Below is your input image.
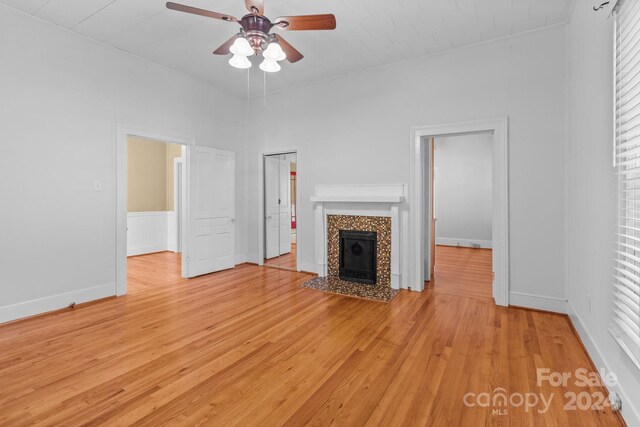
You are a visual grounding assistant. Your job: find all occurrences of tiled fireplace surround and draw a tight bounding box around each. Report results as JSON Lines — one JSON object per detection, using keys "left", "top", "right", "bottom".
{"left": 327, "top": 215, "right": 391, "bottom": 286}
{"left": 312, "top": 184, "right": 406, "bottom": 291}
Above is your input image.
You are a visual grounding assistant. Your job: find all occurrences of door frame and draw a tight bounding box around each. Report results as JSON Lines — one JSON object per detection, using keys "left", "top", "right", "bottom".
{"left": 116, "top": 124, "right": 195, "bottom": 296}
{"left": 409, "top": 117, "right": 509, "bottom": 305}
{"left": 257, "top": 147, "right": 301, "bottom": 270}
{"left": 173, "top": 158, "right": 184, "bottom": 253}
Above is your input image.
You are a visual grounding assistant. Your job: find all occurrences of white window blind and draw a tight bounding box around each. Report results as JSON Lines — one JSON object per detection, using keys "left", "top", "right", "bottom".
{"left": 613, "top": 0, "right": 640, "bottom": 369}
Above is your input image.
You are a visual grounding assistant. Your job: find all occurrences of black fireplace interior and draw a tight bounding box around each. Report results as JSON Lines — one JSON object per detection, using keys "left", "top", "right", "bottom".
{"left": 339, "top": 230, "right": 377, "bottom": 285}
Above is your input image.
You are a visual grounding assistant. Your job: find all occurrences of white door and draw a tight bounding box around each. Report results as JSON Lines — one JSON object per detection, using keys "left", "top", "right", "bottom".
{"left": 278, "top": 159, "right": 292, "bottom": 255}
{"left": 264, "top": 156, "right": 280, "bottom": 259}
{"left": 185, "top": 146, "right": 235, "bottom": 278}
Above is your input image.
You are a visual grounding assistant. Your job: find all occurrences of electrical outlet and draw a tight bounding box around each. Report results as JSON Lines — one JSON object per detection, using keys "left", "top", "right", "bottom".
{"left": 609, "top": 392, "right": 622, "bottom": 412}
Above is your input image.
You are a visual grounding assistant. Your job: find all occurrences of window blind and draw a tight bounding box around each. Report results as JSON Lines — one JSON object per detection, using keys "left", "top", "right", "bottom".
{"left": 613, "top": 0, "right": 640, "bottom": 369}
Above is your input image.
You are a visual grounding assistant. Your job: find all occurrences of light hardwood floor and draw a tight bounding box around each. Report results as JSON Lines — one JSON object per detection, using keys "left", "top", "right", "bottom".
{"left": 431, "top": 245, "right": 493, "bottom": 300}
{"left": 0, "top": 250, "right": 624, "bottom": 426}
{"left": 264, "top": 243, "right": 297, "bottom": 271}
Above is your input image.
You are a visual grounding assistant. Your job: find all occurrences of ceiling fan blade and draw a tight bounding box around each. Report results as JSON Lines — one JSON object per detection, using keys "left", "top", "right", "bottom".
{"left": 244, "top": 0, "right": 264, "bottom": 15}
{"left": 166, "top": 2, "right": 238, "bottom": 23}
{"left": 275, "top": 34, "right": 303, "bottom": 63}
{"left": 274, "top": 14, "right": 336, "bottom": 31}
{"left": 213, "top": 34, "right": 239, "bottom": 55}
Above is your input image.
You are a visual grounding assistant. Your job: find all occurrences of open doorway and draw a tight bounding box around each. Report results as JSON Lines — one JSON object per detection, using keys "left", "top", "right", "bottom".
{"left": 428, "top": 133, "right": 493, "bottom": 299}
{"left": 263, "top": 152, "right": 298, "bottom": 271}
{"left": 117, "top": 126, "right": 237, "bottom": 295}
{"left": 126, "top": 136, "right": 185, "bottom": 293}
{"left": 410, "top": 118, "right": 508, "bottom": 305}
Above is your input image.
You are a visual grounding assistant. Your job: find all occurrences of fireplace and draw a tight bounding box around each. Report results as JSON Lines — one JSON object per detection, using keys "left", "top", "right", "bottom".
{"left": 310, "top": 184, "right": 406, "bottom": 294}
{"left": 339, "top": 230, "right": 377, "bottom": 285}
{"left": 303, "top": 213, "right": 396, "bottom": 302}
{"left": 326, "top": 215, "right": 391, "bottom": 287}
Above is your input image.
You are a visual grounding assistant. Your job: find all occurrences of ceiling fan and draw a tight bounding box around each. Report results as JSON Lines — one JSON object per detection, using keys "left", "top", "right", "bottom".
{"left": 166, "top": 1, "right": 337, "bottom": 72}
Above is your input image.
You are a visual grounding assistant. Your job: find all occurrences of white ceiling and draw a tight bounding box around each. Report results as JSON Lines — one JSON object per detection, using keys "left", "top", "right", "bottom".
{"left": 1, "top": 0, "right": 573, "bottom": 97}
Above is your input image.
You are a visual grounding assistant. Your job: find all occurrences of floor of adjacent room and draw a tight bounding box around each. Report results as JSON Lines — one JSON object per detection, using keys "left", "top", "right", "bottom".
{"left": 263, "top": 243, "right": 297, "bottom": 271}
{"left": 0, "top": 247, "right": 622, "bottom": 426}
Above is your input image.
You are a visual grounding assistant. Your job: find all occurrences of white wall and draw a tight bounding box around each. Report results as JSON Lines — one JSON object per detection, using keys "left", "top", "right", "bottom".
{"left": 127, "top": 211, "right": 178, "bottom": 256}
{"left": 247, "top": 25, "right": 567, "bottom": 308}
{"left": 567, "top": 3, "right": 640, "bottom": 426}
{"left": 0, "top": 6, "right": 247, "bottom": 323}
{"left": 435, "top": 133, "right": 493, "bottom": 248}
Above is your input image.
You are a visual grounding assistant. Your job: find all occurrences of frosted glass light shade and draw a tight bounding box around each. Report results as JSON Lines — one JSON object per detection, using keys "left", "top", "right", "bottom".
{"left": 259, "top": 58, "right": 281, "bottom": 73}
{"left": 263, "top": 42, "right": 286, "bottom": 61}
{"left": 230, "top": 37, "right": 254, "bottom": 56}
{"left": 229, "top": 54, "right": 252, "bottom": 69}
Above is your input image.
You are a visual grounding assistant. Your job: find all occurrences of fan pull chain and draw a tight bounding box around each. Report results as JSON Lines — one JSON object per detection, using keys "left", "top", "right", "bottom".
{"left": 263, "top": 71, "right": 267, "bottom": 106}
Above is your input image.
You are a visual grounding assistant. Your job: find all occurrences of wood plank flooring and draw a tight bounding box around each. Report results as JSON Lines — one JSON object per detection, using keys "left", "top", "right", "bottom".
{"left": 0, "top": 250, "right": 624, "bottom": 426}
{"left": 264, "top": 243, "right": 297, "bottom": 271}
{"left": 431, "top": 245, "right": 493, "bottom": 300}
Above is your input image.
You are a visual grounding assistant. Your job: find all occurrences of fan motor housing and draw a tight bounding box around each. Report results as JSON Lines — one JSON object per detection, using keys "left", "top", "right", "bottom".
{"left": 240, "top": 14, "right": 271, "bottom": 34}
{"left": 240, "top": 14, "right": 271, "bottom": 52}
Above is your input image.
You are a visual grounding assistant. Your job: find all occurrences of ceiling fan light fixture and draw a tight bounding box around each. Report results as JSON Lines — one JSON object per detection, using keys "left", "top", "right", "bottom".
{"left": 229, "top": 53, "right": 252, "bottom": 69}
{"left": 230, "top": 36, "right": 254, "bottom": 56}
{"left": 259, "top": 58, "right": 281, "bottom": 73}
{"left": 166, "top": 2, "right": 335, "bottom": 68}
{"left": 263, "top": 42, "right": 286, "bottom": 61}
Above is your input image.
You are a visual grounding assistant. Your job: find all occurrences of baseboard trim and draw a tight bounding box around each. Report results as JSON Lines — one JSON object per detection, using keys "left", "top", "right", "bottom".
{"left": 128, "top": 244, "right": 167, "bottom": 257}
{"left": 567, "top": 302, "right": 639, "bottom": 427}
{"left": 0, "top": 283, "right": 116, "bottom": 324}
{"left": 297, "top": 262, "right": 316, "bottom": 275}
{"left": 235, "top": 254, "right": 247, "bottom": 265}
{"left": 436, "top": 237, "right": 492, "bottom": 249}
{"left": 246, "top": 253, "right": 260, "bottom": 264}
{"left": 127, "top": 249, "right": 170, "bottom": 258}
{"left": 509, "top": 291, "right": 567, "bottom": 314}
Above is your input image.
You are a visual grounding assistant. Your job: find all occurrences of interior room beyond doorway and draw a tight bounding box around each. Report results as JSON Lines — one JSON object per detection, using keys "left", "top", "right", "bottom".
{"left": 427, "top": 132, "right": 494, "bottom": 300}
{"left": 126, "top": 136, "right": 184, "bottom": 286}
{"left": 263, "top": 152, "right": 297, "bottom": 272}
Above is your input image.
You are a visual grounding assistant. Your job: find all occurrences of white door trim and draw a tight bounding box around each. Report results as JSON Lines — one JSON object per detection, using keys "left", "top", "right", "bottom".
{"left": 116, "top": 124, "right": 195, "bottom": 296}
{"left": 409, "top": 117, "right": 509, "bottom": 305}
{"left": 173, "top": 157, "right": 184, "bottom": 254}
{"left": 257, "top": 147, "right": 301, "bottom": 270}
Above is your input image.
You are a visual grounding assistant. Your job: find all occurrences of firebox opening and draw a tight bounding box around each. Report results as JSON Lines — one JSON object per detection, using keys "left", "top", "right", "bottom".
{"left": 339, "top": 230, "right": 377, "bottom": 285}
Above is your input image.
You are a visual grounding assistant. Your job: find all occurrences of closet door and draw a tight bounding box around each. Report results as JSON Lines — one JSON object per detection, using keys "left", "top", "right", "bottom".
{"left": 279, "top": 159, "right": 292, "bottom": 255}
{"left": 264, "top": 156, "right": 280, "bottom": 259}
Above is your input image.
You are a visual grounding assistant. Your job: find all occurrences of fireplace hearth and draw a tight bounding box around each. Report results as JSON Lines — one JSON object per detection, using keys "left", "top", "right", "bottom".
{"left": 339, "top": 230, "right": 377, "bottom": 285}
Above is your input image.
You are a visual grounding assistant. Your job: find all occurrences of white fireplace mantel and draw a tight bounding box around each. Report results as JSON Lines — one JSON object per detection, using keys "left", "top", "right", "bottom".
{"left": 311, "top": 184, "right": 407, "bottom": 289}
{"left": 310, "top": 184, "right": 406, "bottom": 203}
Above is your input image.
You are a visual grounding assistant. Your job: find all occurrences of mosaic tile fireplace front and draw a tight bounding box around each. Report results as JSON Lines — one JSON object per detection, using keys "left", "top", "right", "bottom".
{"left": 301, "top": 214, "right": 398, "bottom": 303}
{"left": 327, "top": 215, "right": 391, "bottom": 285}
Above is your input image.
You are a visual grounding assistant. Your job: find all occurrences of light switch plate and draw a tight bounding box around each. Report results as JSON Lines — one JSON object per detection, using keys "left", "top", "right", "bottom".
{"left": 94, "top": 180, "right": 103, "bottom": 192}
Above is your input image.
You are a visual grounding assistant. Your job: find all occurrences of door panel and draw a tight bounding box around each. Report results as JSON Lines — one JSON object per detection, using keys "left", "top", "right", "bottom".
{"left": 212, "top": 152, "right": 235, "bottom": 271}
{"left": 264, "top": 157, "right": 280, "bottom": 259}
{"left": 186, "top": 146, "right": 236, "bottom": 277}
{"left": 279, "top": 159, "right": 292, "bottom": 255}
{"left": 430, "top": 138, "right": 436, "bottom": 278}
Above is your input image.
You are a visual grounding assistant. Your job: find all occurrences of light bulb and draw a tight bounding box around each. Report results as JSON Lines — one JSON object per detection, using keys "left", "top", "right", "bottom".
{"left": 229, "top": 54, "right": 252, "bottom": 69}
{"left": 230, "top": 37, "right": 254, "bottom": 56}
{"left": 263, "top": 42, "right": 286, "bottom": 61}
{"left": 259, "top": 58, "right": 281, "bottom": 73}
